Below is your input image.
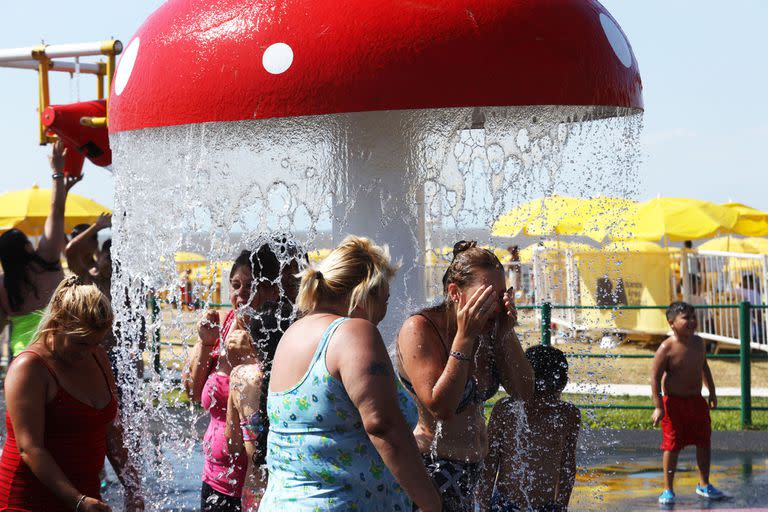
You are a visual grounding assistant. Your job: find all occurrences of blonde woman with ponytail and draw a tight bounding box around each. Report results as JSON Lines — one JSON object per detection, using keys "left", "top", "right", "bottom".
{"left": 259, "top": 236, "right": 441, "bottom": 512}
{"left": 0, "top": 277, "right": 143, "bottom": 512}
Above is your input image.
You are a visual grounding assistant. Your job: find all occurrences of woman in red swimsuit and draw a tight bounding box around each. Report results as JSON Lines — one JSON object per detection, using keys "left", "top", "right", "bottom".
{"left": 0, "top": 276, "right": 143, "bottom": 511}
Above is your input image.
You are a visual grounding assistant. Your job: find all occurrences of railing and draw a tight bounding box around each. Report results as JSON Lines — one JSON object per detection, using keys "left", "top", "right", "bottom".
{"left": 143, "top": 299, "right": 766, "bottom": 428}
{"left": 522, "top": 302, "right": 768, "bottom": 428}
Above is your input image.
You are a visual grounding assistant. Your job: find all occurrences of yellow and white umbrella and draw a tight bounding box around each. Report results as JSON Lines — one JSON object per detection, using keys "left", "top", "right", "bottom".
{"left": 699, "top": 236, "right": 768, "bottom": 254}
{"left": 721, "top": 202, "right": 768, "bottom": 237}
{"left": 610, "top": 197, "right": 739, "bottom": 242}
{"left": 492, "top": 196, "right": 637, "bottom": 242}
{"left": 0, "top": 184, "right": 110, "bottom": 236}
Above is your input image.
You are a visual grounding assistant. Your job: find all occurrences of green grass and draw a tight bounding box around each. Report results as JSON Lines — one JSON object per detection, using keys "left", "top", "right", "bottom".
{"left": 485, "top": 393, "right": 768, "bottom": 431}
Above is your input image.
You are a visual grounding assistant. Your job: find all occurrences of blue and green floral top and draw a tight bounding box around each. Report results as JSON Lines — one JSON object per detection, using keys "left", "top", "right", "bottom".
{"left": 260, "top": 317, "right": 412, "bottom": 511}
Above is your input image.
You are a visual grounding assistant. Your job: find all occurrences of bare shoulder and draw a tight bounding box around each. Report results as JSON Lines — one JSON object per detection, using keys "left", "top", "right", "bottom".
{"left": 656, "top": 337, "right": 674, "bottom": 355}
{"left": 5, "top": 352, "right": 52, "bottom": 392}
{"left": 493, "top": 396, "right": 515, "bottom": 412}
{"left": 331, "top": 317, "right": 380, "bottom": 349}
{"left": 399, "top": 313, "right": 438, "bottom": 337}
{"left": 559, "top": 401, "right": 582, "bottom": 424}
{"left": 397, "top": 313, "right": 442, "bottom": 351}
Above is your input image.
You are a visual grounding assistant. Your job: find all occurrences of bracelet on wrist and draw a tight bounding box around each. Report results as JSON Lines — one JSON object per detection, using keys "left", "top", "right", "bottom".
{"left": 449, "top": 350, "right": 471, "bottom": 362}
{"left": 75, "top": 494, "right": 87, "bottom": 511}
{"left": 52, "top": 173, "right": 65, "bottom": 180}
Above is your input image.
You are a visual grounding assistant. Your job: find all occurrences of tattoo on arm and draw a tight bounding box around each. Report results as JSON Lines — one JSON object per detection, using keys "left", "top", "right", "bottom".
{"left": 367, "top": 361, "right": 391, "bottom": 377}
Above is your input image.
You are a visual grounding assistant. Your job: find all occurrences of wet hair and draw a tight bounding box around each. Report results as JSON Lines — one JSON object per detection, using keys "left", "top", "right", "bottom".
{"left": 0, "top": 228, "right": 61, "bottom": 311}
{"left": 441, "top": 240, "right": 504, "bottom": 294}
{"left": 666, "top": 301, "right": 695, "bottom": 322}
{"left": 296, "top": 235, "right": 396, "bottom": 321}
{"left": 70, "top": 223, "right": 95, "bottom": 241}
{"left": 525, "top": 345, "right": 569, "bottom": 394}
{"left": 231, "top": 235, "right": 306, "bottom": 283}
{"left": 33, "top": 275, "right": 113, "bottom": 345}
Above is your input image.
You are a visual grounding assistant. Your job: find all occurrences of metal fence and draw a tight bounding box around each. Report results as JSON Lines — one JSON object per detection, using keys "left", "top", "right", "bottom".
{"left": 524, "top": 302, "right": 768, "bottom": 428}
{"left": 530, "top": 247, "right": 768, "bottom": 352}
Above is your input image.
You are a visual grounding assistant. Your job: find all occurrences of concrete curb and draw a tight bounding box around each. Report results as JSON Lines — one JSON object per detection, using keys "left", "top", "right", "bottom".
{"left": 565, "top": 383, "right": 768, "bottom": 397}
{"left": 580, "top": 428, "right": 768, "bottom": 453}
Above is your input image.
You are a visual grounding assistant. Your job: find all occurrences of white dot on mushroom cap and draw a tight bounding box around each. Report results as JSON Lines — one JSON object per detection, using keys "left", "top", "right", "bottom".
{"left": 262, "top": 43, "right": 294, "bottom": 75}
{"left": 114, "top": 37, "right": 140, "bottom": 96}
{"left": 599, "top": 13, "right": 632, "bottom": 68}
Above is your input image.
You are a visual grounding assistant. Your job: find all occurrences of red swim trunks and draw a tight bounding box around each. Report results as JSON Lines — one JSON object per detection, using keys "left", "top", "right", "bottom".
{"left": 660, "top": 395, "right": 711, "bottom": 451}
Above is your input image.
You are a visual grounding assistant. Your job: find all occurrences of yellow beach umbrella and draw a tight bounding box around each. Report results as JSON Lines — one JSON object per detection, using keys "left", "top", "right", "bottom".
{"left": 307, "top": 248, "right": 332, "bottom": 263}
{"left": 492, "top": 196, "right": 637, "bottom": 242}
{"left": 0, "top": 184, "right": 111, "bottom": 237}
{"left": 721, "top": 202, "right": 768, "bottom": 237}
{"left": 699, "top": 236, "right": 768, "bottom": 254}
{"left": 492, "top": 196, "right": 587, "bottom": 238}
{"left": 519, "top": 241, "right": 594, "bottom": 263}
{"left": 174, "top": 251, "right": 206, "bottom": 263}
{"left": 610, "top": 197, "right": 738, "bottom": 242}
{"left": 601, "top": 240, "right": 665, "bottom": 252}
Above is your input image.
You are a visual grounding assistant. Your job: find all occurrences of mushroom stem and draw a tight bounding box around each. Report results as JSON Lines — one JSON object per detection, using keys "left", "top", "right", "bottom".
{"left": 334, "top": 111, "right": 427, "bottom": 336}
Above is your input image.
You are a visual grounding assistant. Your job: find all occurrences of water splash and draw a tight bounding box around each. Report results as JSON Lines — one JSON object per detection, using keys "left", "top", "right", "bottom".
{"left": 109, "top": 105, "right": 643, "bottom": 508}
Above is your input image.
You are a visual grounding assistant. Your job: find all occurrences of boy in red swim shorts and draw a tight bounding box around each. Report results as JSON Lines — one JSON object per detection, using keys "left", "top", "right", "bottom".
{"left": 651, "top": 302, "right": 725, "bottom": 505}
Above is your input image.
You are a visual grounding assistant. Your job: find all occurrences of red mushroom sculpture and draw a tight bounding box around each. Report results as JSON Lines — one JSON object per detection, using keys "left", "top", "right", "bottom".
{"left": 108, "top": 0, "right": 642, "bottom": 332}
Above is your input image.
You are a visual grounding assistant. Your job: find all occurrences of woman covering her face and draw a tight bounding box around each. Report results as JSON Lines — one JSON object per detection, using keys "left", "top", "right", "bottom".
{"left": 396, "top": 241, "right": 534, "bottom": 512}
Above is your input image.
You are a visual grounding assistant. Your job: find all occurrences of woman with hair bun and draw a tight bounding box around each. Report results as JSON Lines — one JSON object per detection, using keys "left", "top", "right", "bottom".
{"left": 260, "top": 235, "right": 441, "bottom": 512}
{"left": 0, "top": 276, "right": 143, "bottom": 511}
{"left": 396, "top": 241, "right": 534, "bottom": 512}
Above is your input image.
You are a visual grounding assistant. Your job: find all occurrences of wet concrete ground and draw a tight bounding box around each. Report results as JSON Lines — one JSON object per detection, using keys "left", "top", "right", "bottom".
{"left": 1, "top": 390, "right": 765, "bottom": 511}
{"left": 571, "top": 448, "right": 768, "bottom": 511}
{"left": 98, "top": 435, "right": 768, "bottom": 511}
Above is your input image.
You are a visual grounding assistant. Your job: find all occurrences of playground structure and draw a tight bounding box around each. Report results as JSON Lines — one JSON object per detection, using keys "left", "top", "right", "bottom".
{"left": 0, "top": 40, "right": 121, "bottom": 175}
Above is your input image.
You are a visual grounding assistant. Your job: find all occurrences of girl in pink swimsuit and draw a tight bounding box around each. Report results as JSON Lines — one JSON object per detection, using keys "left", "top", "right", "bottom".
{"left": 184, "top": 245, "right": 282, "bottom": 511}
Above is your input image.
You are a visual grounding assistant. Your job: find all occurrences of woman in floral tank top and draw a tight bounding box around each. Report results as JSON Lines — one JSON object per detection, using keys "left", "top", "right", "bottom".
{"left": 260, "top": 236, "right": 441, "bottom": 512}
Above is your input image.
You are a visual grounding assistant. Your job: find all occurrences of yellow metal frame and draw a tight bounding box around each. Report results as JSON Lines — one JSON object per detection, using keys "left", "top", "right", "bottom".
{"left": 32, "top": 39, "right": 122, "bottom": 145}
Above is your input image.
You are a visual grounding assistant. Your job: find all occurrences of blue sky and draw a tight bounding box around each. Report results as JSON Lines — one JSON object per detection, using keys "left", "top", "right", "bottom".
{"left": 1, "top": 1, "right": 766, "bottom": 211}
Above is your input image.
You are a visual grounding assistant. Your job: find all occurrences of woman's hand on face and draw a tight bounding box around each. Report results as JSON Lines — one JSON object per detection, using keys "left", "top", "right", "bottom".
{"left": 455, "top": 285, "right": 497, "bottom": 348}
{"left": 198, "top": 310, "right": 221, "bottom": 346}
{"left": 502, "top": 288, "right": 518, "bottom": 327}
{"left": 80, "top": 496, "right": 112, "bottom": 512}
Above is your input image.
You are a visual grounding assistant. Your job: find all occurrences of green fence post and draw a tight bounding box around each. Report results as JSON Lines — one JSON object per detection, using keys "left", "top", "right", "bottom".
{"left": 739, "top": 301, "right": 752, "bottom": 428}
{"left": 541, "top": 302, "right": 552, "bottom": 346}
{"left": 150, "top": 294, "right": 161, "bottom": 374}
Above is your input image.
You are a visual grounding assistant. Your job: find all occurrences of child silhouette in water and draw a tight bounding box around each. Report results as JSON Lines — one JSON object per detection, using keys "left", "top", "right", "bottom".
{"left": 652, "top": 302, "right": 724, "bottom": 505}
{"left": 477, "top": 346, "right": 580, "bottom": 511}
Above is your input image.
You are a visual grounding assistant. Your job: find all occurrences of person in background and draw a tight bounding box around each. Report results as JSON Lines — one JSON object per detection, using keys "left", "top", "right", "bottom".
{"left": 651, "top": 302, "right": 724, "bottom": 505}
{"left": 0, "top": 141, "right": 81, "bottom": 358}
{"left": 397, "top": 241, "right": 534, "bottom": 512}
{"left": 477, "top": 345, "right": 580, "bottom": 512}
{"left": 183, "top": 244, "right": 283, "bottom": 511}
{"left": 259, "top": 235, "right": 441, "bottom": 512}
{"left": 65, "top": 213, "right": 112, "bottom": 297}
{"left": 506, "top": 245, "right": 521, "bottom": 295}
{"left": 0, "top": 276, "right": 143, "bottom": 511}
{"left": 226, "top": 238, "right": 306, "bottom": 510}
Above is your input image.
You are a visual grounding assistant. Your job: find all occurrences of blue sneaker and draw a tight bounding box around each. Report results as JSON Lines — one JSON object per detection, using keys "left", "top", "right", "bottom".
{"left": 696, "top": 483, "right": 725, "bottom": 500}
{"left": 658, "top": 489, "right": 675, "bottom": 504}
